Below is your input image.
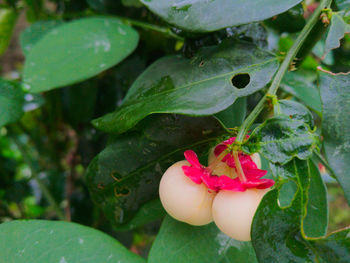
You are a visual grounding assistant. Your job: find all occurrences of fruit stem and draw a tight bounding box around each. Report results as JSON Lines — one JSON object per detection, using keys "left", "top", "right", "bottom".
{"left": 233, "top": 151, "right": 247, "bottom": 182}
{"left": 208, "top": 149, "right": 229, "bottom": 171}
{"left": 235, "top": 0, "right": 332, "bottom": 144}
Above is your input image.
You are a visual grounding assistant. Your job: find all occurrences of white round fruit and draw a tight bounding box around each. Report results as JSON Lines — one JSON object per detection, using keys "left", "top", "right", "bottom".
{"left": 159, "top": 160, "right": 216, "bottom": 226}
{"left": 212, "top": 189, "right": 267, "bottom": 241}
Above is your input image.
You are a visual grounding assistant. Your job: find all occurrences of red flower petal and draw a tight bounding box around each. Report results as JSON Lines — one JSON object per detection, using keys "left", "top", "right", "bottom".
{"left": 184, "top": 150, "right": 202, "bottom": 168}
{"left": 182, "top": 142, "right": 274, "bottom": 192}
{"left": 181, "top": 166, "right": 203, "bottom": 184}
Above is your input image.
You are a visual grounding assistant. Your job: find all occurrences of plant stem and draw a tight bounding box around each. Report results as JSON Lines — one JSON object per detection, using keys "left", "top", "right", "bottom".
{"left": 10, "top": 134, "right": 65, "bottom": 220}
{"left": 207, "top": 149, "right": 229, "bottom": 171}
{"left": 233, "top": 151, "right": 247, "bottom": 182}
{"left": 235, "top": 0, "right": 332, "bottom": 143}
{"left": 119, "top": 17, "right": 184, "bottom": 40}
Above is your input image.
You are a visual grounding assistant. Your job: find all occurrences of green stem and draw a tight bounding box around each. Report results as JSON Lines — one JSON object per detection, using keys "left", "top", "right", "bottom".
{"left": 10, "top": 134, "right": 65, "bottom": 220}
{"left": 119, "top": 17, "right": 183, "bottom": 40}
{"left": 233, "top": 151, "right": 247, "bottom": 182}
{"left": 235, "top": 0, "right": 332, "bottom": 143}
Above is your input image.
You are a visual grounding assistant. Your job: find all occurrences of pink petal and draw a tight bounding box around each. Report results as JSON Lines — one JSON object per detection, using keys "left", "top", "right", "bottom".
{"left": 182, "top": 166, "right": 203, "bottom": 184}
{"left": 245, "top": 169, "right": 268, "bottom": 179}
{"left": 255, "top": 179, "right": 275, "bottom": 189}
{"left": 216, "top": 176, "right": 246, "bottom": 191}
{"left": 214, "top": 144, "right": 228, "bottom": 156}
{"left": 201, "top": 174, "right": 220, "bottom": 191}
{"left": 184, "top": 150, "right": 201, "bottom": 168}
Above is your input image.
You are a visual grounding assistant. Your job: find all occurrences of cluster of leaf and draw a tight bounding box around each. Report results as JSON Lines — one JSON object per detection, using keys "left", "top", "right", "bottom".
{"left": 0, "top": 0, "right": 350, "bottom": 262}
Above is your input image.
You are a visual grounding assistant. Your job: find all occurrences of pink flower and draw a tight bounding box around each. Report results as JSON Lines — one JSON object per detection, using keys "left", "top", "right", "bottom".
{"left": 181, "top": 140, "right": 275, "bottom": 192}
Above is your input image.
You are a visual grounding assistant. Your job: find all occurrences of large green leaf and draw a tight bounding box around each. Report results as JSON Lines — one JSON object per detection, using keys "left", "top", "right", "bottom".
{"left": 86, "top": 114, "right": 225, "bottom": 227}
{"left": 0, "top": 78, "right": 24, "bottom": 127}
{"left": 252, "top": 159, "right": 348, "bottom": 262}
{"left": 278, "top": 99, "right": 314, "bottom": 128}
{"left": 23, "top": 17, "right": 139, "bottom": 93}
{"left": 0, "top": 220, "right": 145, "bottom": 263}
{"left": 265, "top": 4, "right": 305, "bottom": 33}
{"left": 93, "top": 41, "right": 279, "bottom": 134}
{"left": 20, "top": 20, "right": 64, "bottom": 56}
{"left": 242, "top": 115, "right": 319, "bottom": 164}
{"left": 335, "top": 0, "right": 350, "bottom": 11}
{"left": 303, "top": 160, "right": 328, "bottom": 237}
{"left": 0, "top": 8, "right": 17, "bottom": 56}
{"left": 148, "top": 216, "right": 258, "bottom": 263}
{"left": 324, "top": 13, "right": 350, "bottom": 56}
{"left": 140, "top": 0, "right": 302, "bottom": 32}
{"left": 319, "top": 71, "right": 350, "bottom": 204}
{"left": 214, "top": 97, "right": 246, "bottom": 128}
{"left": 269, "top": 159, "right": 328, "bottom": 238}
{"left": 280, "top": 70, "right": 322, "bottom": 114}
{"left": 115, "top": 199, "right": 166, "bottom": 231}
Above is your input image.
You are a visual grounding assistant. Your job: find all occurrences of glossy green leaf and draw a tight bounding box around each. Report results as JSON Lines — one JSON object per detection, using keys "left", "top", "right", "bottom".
{"left": 303, "top": 160, "right": 328, "bottom": 237}
{"left": 242, "top": 115, "right": 319, "bottom": 164}
{"left": 214, "top": 97, "right": 246, "bottom": 128}
{"left": 0, "top": 220, "right": 145, "bottom": 263}
{"left": 252, "top": 159, "right": 348, "bottom": 262}
{"left": 148, "top": 216, "right": 258, "bottom": 263}
{"left": 335, "top": 0, "right": 350, "bottom": 11}
{"left": 265, "top": 4, "right": 305, "bottom": 33}
{"left": 0, "top": 78, "right": 24, "bottom": 127}
{"left": 20, "top": 20, "right": 64, "bottom": 56}
{"left": 280, "top": 70, "right": 322, "bottom": 114}
{"left": 0, "top": 8, "right": 17, "bottom": 55}
{"left": 140, "top": 0, "right": 302, "bottom": 32}
{"left": 324, "top": 13, "right": 350, "bottom": 56}
{"left": 319, "top": 71, "right": 350, "bottom": 204}
{"left": 278, "top": 99, "right": 314, "bottom": 128}
{"left": 23, "top": 17, "right": 139, "bottom": 93}
{"left": 93, "top": 41, "right": 279, "bottom": 134}
{"left": 86, "top": 114, "right": 225, "bottom": 227}
{"left": 115, "top": 199, "right": 166, "bottom": 231}
{"left": 270, "top": 159, "right": 328, "bottom": 237}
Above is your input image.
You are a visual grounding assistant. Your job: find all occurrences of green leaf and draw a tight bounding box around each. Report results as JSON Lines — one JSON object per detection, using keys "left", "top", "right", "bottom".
{"left": 278, "top": 99, "right": 314, "bottom": 128}
{"left": 20, "top": 20, "right": 64, "bottom": 56}
{"left": 86, "top": 114, "right": 225, "bottom": 227}
{"left": 303, "top": 160, "right": 328, "bottom": 237}
{"left": 0, "top": 78, "right": 24, "bottom": 127}
{"left": 252, "top": 159, "right": 349, "bottom": 262}
{"left": 269, "top": 159, "right": 328, "bottom": 238}
{"left": 0, "top": 220, "right": 145, "bottom": 263}
{"left": 319, "top": 71, "right": 350, "bottom": 204}
{"left": 242, "top": 115, "right": 319, "bottom": 164}
{"left": 148, "top": 216, "right": 258, "bottom": 263}
{"left": 335, "top": 0, "right": 350, "bottom": 11}
{"left": 115, "top": 199, "right": 166, "bottom": 231}
{"left": 265, "top": 4, "right": 305, "bottom": 33}
{"left": 23, "top": 17, "right": 139, "bottom": 93}
{"left": 93, "top": 41, "right": 279, "bottom": 134}
{"left": 214, "top": 97, "right": 246, "bottom": 128}
{"left": 140, "top": 0, "right": 302, "bottom": 32}
{"left": 0, "top": 8, "right": 17, "bottom": 56}
{"left": 280, "top": 70, "right": 322, "bottom": 114}
{"left": 324, "top": 13, "right": 350, "bottom": 56}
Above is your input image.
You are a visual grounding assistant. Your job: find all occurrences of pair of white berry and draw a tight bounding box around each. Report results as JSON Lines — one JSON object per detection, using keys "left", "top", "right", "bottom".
{"left": 159, "top": 151, "right": 268, "bottom": 241}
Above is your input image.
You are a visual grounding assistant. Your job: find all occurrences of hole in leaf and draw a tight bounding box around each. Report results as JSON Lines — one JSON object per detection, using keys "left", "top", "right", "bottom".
{"left": 231, "top": 73, "right": 250, "bottom": 89}
{"left": 111, "top": 172, "right": 122, "bottom": 181}
{"left": 114, "top": 187, "right": 130, "bottom": 197}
